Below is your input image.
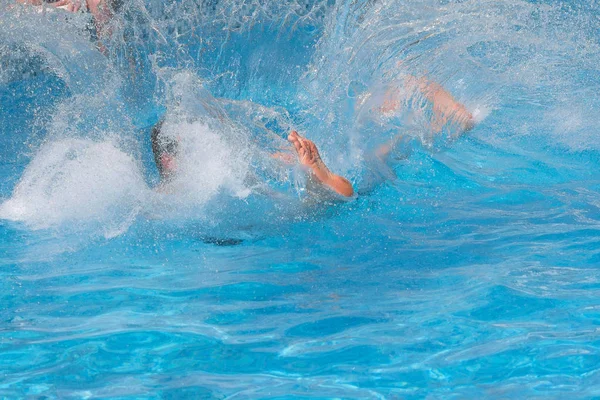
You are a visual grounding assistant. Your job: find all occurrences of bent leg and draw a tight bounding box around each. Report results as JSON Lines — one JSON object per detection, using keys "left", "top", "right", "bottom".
{"left": 416, "top": 77, "right": 474, "bottom": 132}
{"left": 382, "top": 75, "right": 475, "bottom": 133}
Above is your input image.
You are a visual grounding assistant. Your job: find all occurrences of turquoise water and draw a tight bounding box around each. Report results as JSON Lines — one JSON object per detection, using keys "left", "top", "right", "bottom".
{"left": 2, "top": 0, "right": 600, "bottom": 398}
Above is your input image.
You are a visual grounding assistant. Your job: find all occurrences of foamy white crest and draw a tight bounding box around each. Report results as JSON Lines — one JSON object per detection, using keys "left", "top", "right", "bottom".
{"left": 158, "top": 120, "right": 252, "bottom": 212}
{"left": 0, "top": 138, "right": 148, "bottom": 236}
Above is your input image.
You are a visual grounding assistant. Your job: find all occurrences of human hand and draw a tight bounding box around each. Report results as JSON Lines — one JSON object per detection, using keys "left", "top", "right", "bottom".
{"left": 288, "top": 130, "right": 322, "bottom": 169}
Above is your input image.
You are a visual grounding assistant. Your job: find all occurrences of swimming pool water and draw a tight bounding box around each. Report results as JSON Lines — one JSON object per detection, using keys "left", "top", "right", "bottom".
{"left": 2, "top": 0, "right": 600, "bottom": 398}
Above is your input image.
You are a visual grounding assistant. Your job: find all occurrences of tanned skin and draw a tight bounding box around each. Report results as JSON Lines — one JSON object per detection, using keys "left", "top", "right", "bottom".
{"left": 288, "top": 130, "right": 354, "bottom": 198}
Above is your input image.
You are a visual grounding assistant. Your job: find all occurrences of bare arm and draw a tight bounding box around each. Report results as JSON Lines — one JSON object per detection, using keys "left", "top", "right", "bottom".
{"left": 288, "top": 131, "right": 354, "bottom": 198}
{"left": 86, "top": 0, "right": 113, "bottom": 39}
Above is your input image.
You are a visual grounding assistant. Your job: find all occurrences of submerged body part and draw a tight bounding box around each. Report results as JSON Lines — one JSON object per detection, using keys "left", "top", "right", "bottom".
{"left": 150, "top": 73, "right": 476, "bottom": 203}
{"left": 150, "top": 117, "right": 354, "bottom": 199}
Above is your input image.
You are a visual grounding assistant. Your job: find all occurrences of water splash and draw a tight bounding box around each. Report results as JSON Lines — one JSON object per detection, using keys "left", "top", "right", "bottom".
{"left": 2, "top": 0, "right": 600, "bottom": 238}
{"left": 0, "top": 138, "right": 147, "bottom": 237}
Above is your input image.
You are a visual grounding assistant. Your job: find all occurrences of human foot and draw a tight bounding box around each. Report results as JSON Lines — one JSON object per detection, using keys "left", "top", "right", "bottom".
{"left": 288, "top": 131, "right": 354, "bottom": 197}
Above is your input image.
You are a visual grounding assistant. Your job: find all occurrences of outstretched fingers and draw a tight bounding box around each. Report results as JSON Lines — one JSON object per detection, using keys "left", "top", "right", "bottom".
{"left": 289, "top": 130, "right": 307, "bottom": 162}
{"left": 288, "top": 130, "right": 301, "bottom": 151}
{"left": 286, "top": 130, "right": 354, "bottom": 197}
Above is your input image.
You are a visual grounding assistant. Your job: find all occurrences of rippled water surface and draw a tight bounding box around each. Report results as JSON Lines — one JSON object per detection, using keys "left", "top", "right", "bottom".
{"left": 2, "top": 0, "right": 600, "bottom": 398}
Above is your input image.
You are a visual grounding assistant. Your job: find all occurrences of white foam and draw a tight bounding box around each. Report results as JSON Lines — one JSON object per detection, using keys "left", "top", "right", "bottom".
{"left": 0, "top": 138, "right": 148, "bottom": 236}
{"left": 470, "top": 105, "right": 492, "bottom": 125}
{"left": 0, "top": 117, "right": 296, "bottom": 237}
{"left": 155, "top": 120, "right": 253, "bottom": 214}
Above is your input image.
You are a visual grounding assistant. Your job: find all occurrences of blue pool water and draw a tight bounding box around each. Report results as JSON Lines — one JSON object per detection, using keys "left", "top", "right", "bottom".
{"left": 2, "top": 0, "right": 600, "bottom": 398}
